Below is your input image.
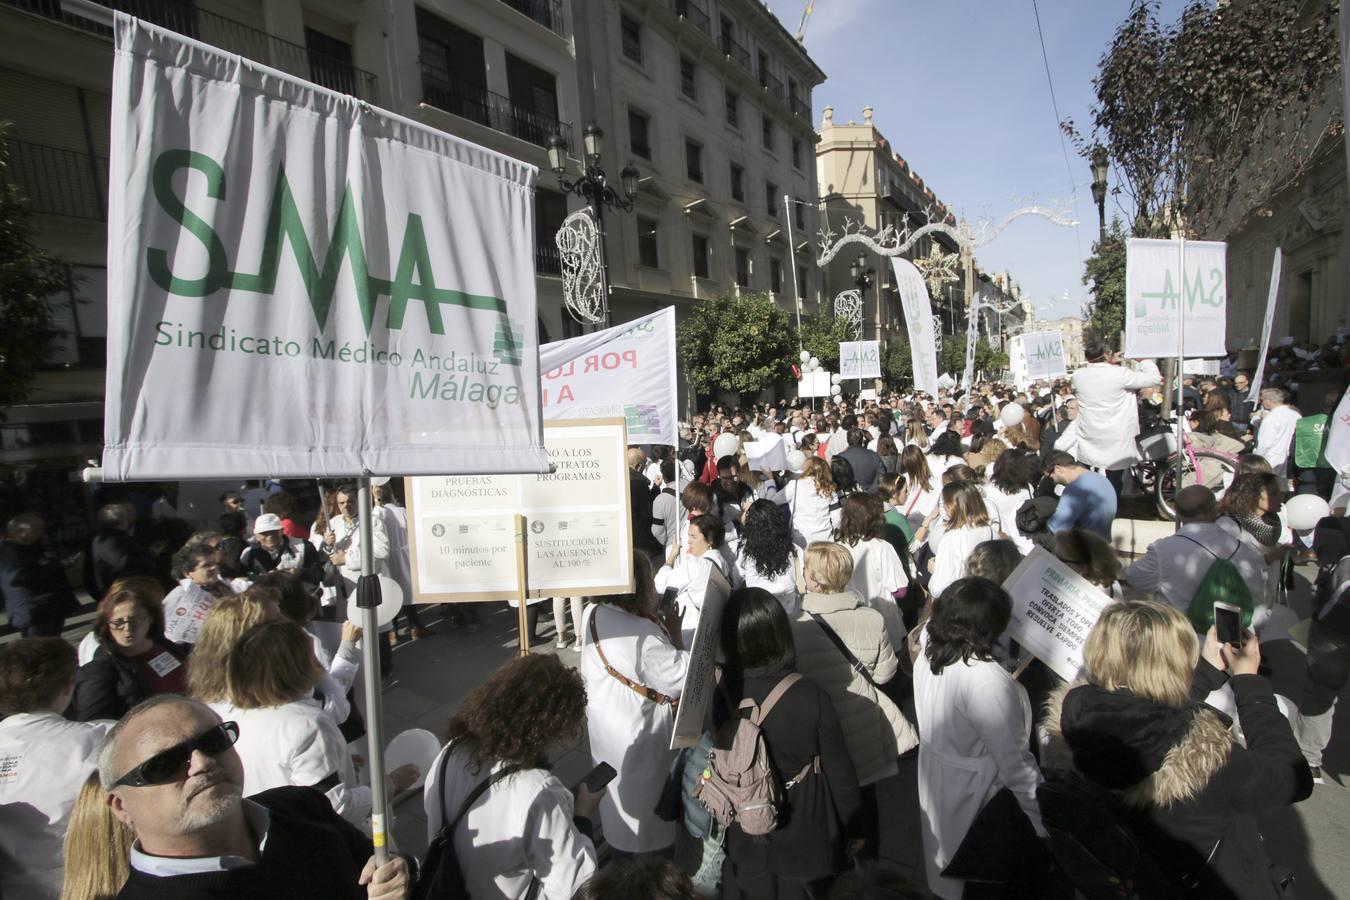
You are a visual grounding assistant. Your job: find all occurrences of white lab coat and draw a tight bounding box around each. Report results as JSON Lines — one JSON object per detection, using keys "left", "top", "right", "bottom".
{"left": 929, "top": 524, "right": 1000, "bottom": 599}
{"left": 373, "top": 503, "right": 413, "bottom": 602}
{"left": 1071, "top": 360, "right": 1162, "bottom": 470}
{"left": 210, "top": 696, "right": 371, "bottom": 832}
{"left": 0, "top": 713, "right": 113, "bottom": 899}
{"left": 1253, "top": 404, "right": 1300, "bottom": 474}
{"left": 424, "top": 743, "right": 597, "bottom": 900}
{"left": 914, "top": 650, "right": 1045, "bottom": 899}
{"left": 655, "top": 552, "right": 722, "bottom": 648}
{"left": 986, "top": 485, "right": 1033, "bottom": 553}
{"left": 783, "top": 480, "right": 839, "bottom": 548}
{"left": 842, "top": 538, "right": 908, "bottom": 653}
{"left": 578, "top": 603, "right": 689, "bottom": 853}
{"left": 735, "top": 547, "right": 802, "bottom": 617}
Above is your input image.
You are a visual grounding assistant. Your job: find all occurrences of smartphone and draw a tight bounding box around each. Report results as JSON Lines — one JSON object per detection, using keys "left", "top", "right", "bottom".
{"left": 660, "top": 585, "right": 679, "bottom": 616}
{"left": 1214, "top": 601, "right": 1244, "bottom": 647}
{"left": 576, "top": 762, "right": 616, "bottom": 794}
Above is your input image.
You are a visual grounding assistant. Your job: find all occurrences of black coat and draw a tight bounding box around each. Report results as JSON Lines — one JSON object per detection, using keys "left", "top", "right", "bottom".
{"left": 71, "top": 636, "right": 187, "bottom": 722}
{"left": 239, "top": 539, "right": 327, "bottom": 586}
{"left": 717, "top": 669, "right": 863, "bottom": 882}
{"left": 0, "top": 539, "right": 77, "bottom": 632}
{"left": 629, "top": 470, "right": 664, "bottom": 561}
{"left": 83, "top": 526, "right": 158, "bottom": 599}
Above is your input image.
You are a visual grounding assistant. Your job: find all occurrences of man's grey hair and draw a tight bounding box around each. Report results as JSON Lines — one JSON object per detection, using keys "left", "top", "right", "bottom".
{"left": 1260, "top": 387, "right": 1289, "bottom": 405}
{"left": 98, "top": 694, "right": 220, "bottom": 791}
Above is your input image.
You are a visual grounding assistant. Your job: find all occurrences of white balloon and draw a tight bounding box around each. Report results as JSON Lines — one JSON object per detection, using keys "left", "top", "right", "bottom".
{"left": 346, "top": 574, "right": 404, "bottom": 629}
{"left": 712, "top": 433, "right": 740, "bottom": 461}
{"left": 1000, "top": 402, "right": 1025, "bottom": 427}
{"left": 830, "top": 373, "right": 842, "bottom": 385}
{"left": 809, "top": 356, "right": 820, "bottom": 368}
{"left": 800, "top": 350, "right": 811, "bottom": 363}
{"left": 786, "top": 449, "right": 808, "bottom": 475}
{"left": 369, "top": 475, "right": 391, "bottom": 487}
{"left": 1285, "top": 494, "right": 1331, "bottom": 531}
{"left": 832, "top": 394, "right": 843, "bottom": 404}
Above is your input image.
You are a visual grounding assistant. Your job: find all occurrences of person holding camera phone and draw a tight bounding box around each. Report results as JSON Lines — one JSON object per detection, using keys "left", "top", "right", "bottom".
{"left": 1044, "top": 601, "right": 1312, "bottom": 899}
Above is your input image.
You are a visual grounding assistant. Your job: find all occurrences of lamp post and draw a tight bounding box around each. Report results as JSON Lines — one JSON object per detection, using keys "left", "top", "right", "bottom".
{"left": 1089, "top": 144, "right": 1109, "bottom": 244}
{"left": 849, "top": 254, "right": 875, "bottom": 395}
{"left": 547, "top": 122, "right": 640, "bottom": 327}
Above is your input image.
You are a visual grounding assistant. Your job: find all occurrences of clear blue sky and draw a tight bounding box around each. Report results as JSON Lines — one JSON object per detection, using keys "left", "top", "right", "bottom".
{"left": 775, "top": 0, "right": 1193, "bottom": 319}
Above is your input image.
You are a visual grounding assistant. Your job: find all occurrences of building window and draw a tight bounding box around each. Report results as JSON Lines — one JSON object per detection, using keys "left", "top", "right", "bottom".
{"left": 761, "top": 114, "right": 773, "bottom": 151}
{"left": 725, "top": 88, "right": 739, "bottom": 128}
{"left": 304, "top": 28, "right": 358, "bottom": 96}
{"left": 735, "top": 246, "right": 751, "bottom": 287}
{"left": 680, "top": 56, "right": 697, "bottom": 100}
{"left": 535, "top": 189, "right": 567, "bottom": 276}
{"left": 766, "top": 182, "right": 778, "bottom": 217}
{"left": 638, "top": 216, "right": 660, "bottom": 268}
{"left": 685, "top": 139, "right": 703, "bottom": 182}
{"left": 791, "top": 137, "right": 802, "bottom": 169}
{"left": 621, "top": 15, "right": 643, "bottom": 64}
{"left": 692, "top": 233, "right": 711, "bottom": 278}
{"left": 794, "top": 196, "right": 805, "bottom": 230}
{"left": 797, "top": 265, "right": 809, "bottom": 300}
{"left": 628, "top": 108, "right": 651, "bottom": 160}
{"left": 770, "top": 257, "right": 783, "bottom": 294}
{"left": 730, "top": 163, "right": 744, "bottom": 202}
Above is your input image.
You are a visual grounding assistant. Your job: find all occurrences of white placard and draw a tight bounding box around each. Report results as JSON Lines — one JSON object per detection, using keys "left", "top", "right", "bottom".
{"left": 1124, "top": 237, "right": 1228, "bottom": 360}
{"left": 891, "top": 259, "right": 939, "bottom": 395}
{"left": 1023, "top": 331, "right": 1068, "bottom": 380}
{"left": 670, "top": 566, "right": 732, "bottom": 749}
{"left": 539, "top": 308, "right": 677, "bottom": 446}
{"left": 797, "top": 370, "right": 834, "bottom": 398}
{"left": 1002, "top": 548, "right": 1115, "bottom": 682}
{"left": 102, "top": 15, "right": 546, "bottom": 479}
{"left": 405, "top": 419, "right": 633, "bottom": 601}
{"left": 839, "top": 340, "right": 881, "bottom": 379}
{"left": 1182, "top": 358, "right": 1221, "bottom": 376}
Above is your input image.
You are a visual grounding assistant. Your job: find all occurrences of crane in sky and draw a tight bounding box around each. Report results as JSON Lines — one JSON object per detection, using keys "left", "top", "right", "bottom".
{"left": 795, "top": 0, "right": 816, "bottom": 42}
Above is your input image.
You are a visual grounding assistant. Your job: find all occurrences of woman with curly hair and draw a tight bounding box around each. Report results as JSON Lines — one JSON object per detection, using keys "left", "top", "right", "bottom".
{"left": 784, "top": 456, "right": 841, "bottom": 548}
{"left": 160, "top": 542, "right": 235, "bottom": 644}
{"left": 926, "top": 430, "right": 966, "bottom": 477}
{"left": 1218, "top": 472, "right": 1287, "bottom": 555}
{"left": 426, "top": 653, "right": 600, "bottom": 899}
{"left": 735, "top": 498, "right": 803, "bottom": 615}
{"left": 914, "top": 578, "right": 1045, "bottom": 899}
{"left": 835, "top": 493, "right": 908, "bottom": 652}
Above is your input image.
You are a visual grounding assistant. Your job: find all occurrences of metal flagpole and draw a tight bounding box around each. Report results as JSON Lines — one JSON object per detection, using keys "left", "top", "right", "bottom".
{"left": 1174, "top": 235, "right": 1186, "bottom": 531}
{"left": 355, "top": 476, "right": 390, "bottom": 864}
{"left": 785, "top": 194, "right": 803, "bottom": 349}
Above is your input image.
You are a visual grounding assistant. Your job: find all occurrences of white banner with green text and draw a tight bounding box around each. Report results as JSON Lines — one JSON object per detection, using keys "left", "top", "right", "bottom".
{"left": 103, "top": 15, "right": 547, "bottom": 479}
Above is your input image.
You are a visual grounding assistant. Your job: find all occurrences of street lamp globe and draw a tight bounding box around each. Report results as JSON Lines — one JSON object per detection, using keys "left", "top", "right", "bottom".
{"left": 546, "top": 132, "right": 568, "bottom": 175}
{"left": 849, "top": 255, "right": 861, "bottom": 281}
{"left": 1090, "top": 145, "right": 1109, "bottom": 187}
{"left": 583, "top": 122, "right": 604, "bottom": 162}
{"left": 620, "top": 164, "right": 640, "bottom": 201}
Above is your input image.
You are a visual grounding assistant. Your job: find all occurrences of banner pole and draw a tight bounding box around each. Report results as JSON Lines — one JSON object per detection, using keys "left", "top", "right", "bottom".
{"left": 355, "top": 476, "right": 389, "bottom": 865}
{"left": 785, "top": 194, "right": 803, "bottom": 352}
{"left": 1174, "top": 234, "right": 1186, "bottom": 531}
{"left": 515, "top": 514, "right": 530, "bottom": 657}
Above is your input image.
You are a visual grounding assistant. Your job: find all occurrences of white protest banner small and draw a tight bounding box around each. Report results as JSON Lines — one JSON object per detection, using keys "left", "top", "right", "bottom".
{"left": 1247, "top": 248, "right": 1283, "bottom": 405}
{"left": 839, "top": 340, "right": 882, "bottom": 379}
{"left": 744, "top": 434, "right": 788, "bottom": 473}
{"left": 671, "top": 565, "right": 732, "bottom": 749}
{"left": 104, "top": 16, "right": 546, "bottom": 479}
{"left": 1002, "top": 548, "right": 1115, "bottom": 682}
{"left": 1182, "top": 358, "right": 1221, "bottom": 376}
{"left": 1023, "top": 331, "right": 1068, "bottom": 380}
{"left": 539, "top": 307, "right": 677, "bottom": 446}
{"left": 405, "top": 419, "right": 633, "bottom": 601}
{"left": 797, "top": 370, "right": 833, "bottom": 398}
{"left": 1124, "top": 238, "right": 1227, "bottom": 360}
{"left": 891, "top": 259, "right": 939, "bottom": 395}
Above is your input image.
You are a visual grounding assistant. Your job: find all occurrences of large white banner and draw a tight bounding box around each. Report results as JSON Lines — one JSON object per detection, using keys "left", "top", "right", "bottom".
{"left": 891, "top": 259, "right": 939, "bottom": 395}
{"left": 538, "top": 308, "right": 677, "bottom": 446}
{"left": 103, "top": 16, "right": 546, "bottom": 479}
{"left": 1247, "top": 248, "right": 1283, "bottom": 405}
{"left": 1124, "top": 238, "right": 1228, "bottom": 360}
{"left": 1023, "top": 331, "right": 1068, "bottom": 380}
{"left": 838, "top": 340, "right": 881, "bottom": 379}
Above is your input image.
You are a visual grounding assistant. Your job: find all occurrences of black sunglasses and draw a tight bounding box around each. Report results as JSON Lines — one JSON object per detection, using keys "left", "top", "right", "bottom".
{"left": 114, "top": 721, "right": 240, "bottom": 788}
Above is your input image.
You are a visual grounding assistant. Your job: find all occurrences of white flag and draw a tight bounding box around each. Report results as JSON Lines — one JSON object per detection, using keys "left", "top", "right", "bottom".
{"left": 891, "top": 259, "right": 939, "bottom": 395}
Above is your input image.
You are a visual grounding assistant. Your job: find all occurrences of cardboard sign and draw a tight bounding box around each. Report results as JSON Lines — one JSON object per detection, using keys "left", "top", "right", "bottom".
{"left": 839, "top": 340, "right": 881, "bottom": 379}
{"left": 670, "top": 565, "right": 732, "bottom": 749}
{"left": 405, "top": 419, "right": 634, "bottom": 601}
{"left": 1002, "top": 548, "right": 1115, "bottom": 682}
{"left": 1024, "top": 331, "right": 1068, "bottom": 380}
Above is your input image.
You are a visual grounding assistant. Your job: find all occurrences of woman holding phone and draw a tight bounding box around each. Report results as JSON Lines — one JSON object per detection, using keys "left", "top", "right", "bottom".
{"left": 425, "top": 653, "right": 601, "bottom": 899}
{"left": 1044, "top": 601, "right": 1312, "bottom": 899}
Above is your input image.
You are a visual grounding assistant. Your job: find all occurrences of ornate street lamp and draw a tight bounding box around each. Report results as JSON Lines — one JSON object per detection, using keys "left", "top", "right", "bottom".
{"left": 1089, "top": 144, "right": 1109, "bottom": 244}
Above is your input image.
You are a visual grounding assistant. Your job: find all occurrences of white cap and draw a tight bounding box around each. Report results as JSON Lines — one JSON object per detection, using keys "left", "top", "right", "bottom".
{"left": 254, "top": 513, "right": 284, "bottom": 534}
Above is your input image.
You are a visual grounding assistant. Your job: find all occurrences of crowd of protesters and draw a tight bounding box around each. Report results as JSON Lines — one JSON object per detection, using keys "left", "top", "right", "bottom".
{"left": 0, "top": 331, "right": 1346, "bottom": 898}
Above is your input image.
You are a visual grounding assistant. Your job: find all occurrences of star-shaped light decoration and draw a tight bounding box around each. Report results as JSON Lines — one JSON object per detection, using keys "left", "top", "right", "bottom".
{"left": 912, "top": 243, "right": 960, "bottom": 296}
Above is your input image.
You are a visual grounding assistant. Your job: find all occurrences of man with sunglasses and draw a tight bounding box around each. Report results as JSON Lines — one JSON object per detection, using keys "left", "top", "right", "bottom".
{"left": 102, "top": 695, "right": 409, "bottom": 898}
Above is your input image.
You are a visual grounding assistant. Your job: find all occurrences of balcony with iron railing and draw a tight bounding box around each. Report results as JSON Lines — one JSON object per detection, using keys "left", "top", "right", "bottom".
{"left": 672, "top": 0, "right": 711, "bottom": 37}
{"left": 535, "top": 242, "right": 562, "bottom": 276}
{"left": 791, "top": 95, "right": 810, "bottom": 119}
{"left": 497, "top": 0, "right": 564, "bottom": 36}
{"left": 721, "top": 34, "right": 750, "bottom": 71}
{"left": 3, "top": 0, "right": 379, "bottom": 102}
{"left": 2, "top": 138, "right": 109, "bottom": 221}
{"left": 420, "top": 66, "right": 573, "bottom": 153}
{"left": 759, "top": 70, "right": 784, "bottom": 100}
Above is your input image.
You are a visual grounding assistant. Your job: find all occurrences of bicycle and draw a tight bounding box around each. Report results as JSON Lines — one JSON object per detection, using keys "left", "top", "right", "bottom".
{"left": 1131, "top": 421, "right": 1238, "bottom": 520}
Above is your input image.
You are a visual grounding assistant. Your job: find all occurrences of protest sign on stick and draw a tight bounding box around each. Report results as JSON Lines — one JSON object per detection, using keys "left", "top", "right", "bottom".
{"left": 671, "top": 566, "right": 732, "bottom": 749}
{"left": 1002, "top": 548, "right": 1115, "bottom": 682}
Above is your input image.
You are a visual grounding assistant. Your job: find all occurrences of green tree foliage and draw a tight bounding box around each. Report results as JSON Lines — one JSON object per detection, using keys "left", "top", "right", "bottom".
{"left": 678, "top": 292, "right": 796, "bottom": 396}
{"left": 1065, "top": 0, "right": 1341, "bottom": 238}
{"left": 1082, "top": 217, "right": 1128, "bottom": 350}
{"left": 0, "top": 130, "right": 63, "bottom": 408}
{"left": 937, "top": 334, "right": 1008, "bottom": 378}
{"left": 881, "top": 342, "right": 912, "bottom": 385}
{"left": 799, "top": 315, "right": 853, "bottom": 372}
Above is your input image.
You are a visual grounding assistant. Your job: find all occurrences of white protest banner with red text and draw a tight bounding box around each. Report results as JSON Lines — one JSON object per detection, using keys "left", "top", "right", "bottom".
{"left": 538, "top": 308, "right": 677, "bottom": 446}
